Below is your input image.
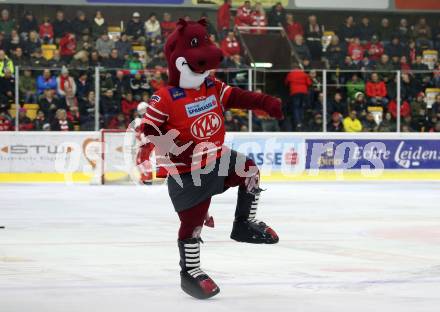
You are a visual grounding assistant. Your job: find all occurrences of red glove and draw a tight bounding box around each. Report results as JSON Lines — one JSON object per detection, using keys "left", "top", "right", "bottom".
{"left": 262, "top": 97, "right": 283, "bottom": 120}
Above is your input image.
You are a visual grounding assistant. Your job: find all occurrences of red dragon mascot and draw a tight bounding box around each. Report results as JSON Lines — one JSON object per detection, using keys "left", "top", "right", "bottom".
{"left": 141, "top": 18, "right": 283, "bottom": 299}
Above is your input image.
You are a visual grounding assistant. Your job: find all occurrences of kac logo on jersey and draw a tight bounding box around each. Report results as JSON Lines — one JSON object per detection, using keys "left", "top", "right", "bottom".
{"left": 191, "top": 112, "right": 222, "bottom": 140}
{"left": 185, "top": 95, "right": 218, "bottom": 118}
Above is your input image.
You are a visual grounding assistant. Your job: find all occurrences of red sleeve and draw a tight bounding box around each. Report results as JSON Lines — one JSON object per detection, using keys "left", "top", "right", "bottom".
{"left": 379, "top": 82, "right": 387, "bottom": 97}
{"left": 214, "top": 78, "right": 233, "bottom": 109}
{"left": 366, "top": 82, "right": 374, "bottom": 97}
{"left": 142, "top": 89, "right": 169, "bottom": 127}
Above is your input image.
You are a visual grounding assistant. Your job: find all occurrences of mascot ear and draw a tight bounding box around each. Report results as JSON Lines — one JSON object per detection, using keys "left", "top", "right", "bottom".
{"left": 177, "top": 18, "right": 188, "bottom": 32}
{"left": 197, "top": 18, "right": 208, "bottom": 28}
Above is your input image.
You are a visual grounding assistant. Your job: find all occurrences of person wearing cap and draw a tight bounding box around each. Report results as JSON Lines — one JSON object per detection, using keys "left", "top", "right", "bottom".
{"left": 30, "top": 48, "right": 46, "bottom": 68}
{"left": 126, "top": 12, "right": 145, "bottom": 43}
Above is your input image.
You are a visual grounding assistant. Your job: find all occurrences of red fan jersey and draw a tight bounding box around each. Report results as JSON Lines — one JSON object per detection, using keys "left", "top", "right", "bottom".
{"left": 143, "top": 77, "right": 232, "bottom": 174}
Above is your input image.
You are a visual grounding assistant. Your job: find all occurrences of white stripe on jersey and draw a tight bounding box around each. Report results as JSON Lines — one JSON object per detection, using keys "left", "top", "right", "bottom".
{"left": 147, "top": 104, "right": 169, "bottom": 117}
{"left": 145, "top": 112, "right": 166, "bottom": 123}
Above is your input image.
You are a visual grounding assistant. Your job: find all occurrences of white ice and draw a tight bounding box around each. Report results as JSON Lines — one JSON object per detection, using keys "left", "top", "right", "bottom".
{"left": 1, "top": 182, "right": 440, "bottom": 312}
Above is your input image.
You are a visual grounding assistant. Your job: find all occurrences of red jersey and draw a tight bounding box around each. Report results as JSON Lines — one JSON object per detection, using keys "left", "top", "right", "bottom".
{"left": 143, "top": 77, "right": 232, "bottom": 174}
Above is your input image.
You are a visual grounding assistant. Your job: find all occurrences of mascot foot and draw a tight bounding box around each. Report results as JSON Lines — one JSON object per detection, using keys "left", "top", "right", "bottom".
{"left": 178, "top": 238, "right": 220, "bottom": 299}
{"left": 230, "top": 219, "right": 279, "bottom": 244}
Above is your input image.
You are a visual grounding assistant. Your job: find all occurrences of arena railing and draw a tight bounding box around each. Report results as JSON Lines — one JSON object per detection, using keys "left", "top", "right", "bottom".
{"left": 9, "top": 67, "right": 439, "bottom": 133}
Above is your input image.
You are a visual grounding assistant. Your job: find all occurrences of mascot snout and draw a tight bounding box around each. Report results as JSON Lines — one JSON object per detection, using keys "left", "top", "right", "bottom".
{"left": 165, "top": 18, "right": 224, "bottom": 89}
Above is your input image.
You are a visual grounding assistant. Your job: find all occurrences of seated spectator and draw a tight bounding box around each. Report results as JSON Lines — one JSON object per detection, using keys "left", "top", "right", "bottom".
{"left": 71, "top": 11, "right": 90, "bottom": 37}
{"left": 358, "top": 17, "right": 375, "bottom": 44}
{"left": 148, "top": 36, "right": 164, "bottom": 59}
{"left": 338, "top": 16, "right": 359, "bottom": 43}
{"left": 0, "top": 106, "right": 13, "bottom": 131}
{"left": 0, "top": 50, "right": 15, "bottom": 78}
{"left": 23, "top": 30, "right": 41, "bottom": 57}
{"left": 235, "top": 1, "right": 252, "bottom": 28}
{"left": 304, "top": 15, "right": 322, "bottom": 60}
{"left": 328, "top": 92, "right": 348, "bottom": 117}
{"left": 130, "top": 72, "right": 150, "bottom": 98}
{"left": 161, "top": 12, "right": 176, "bottom": 39}
{"left": 76, "top": 33, "right": 93, "bottom": 54}
{"left": 365, "top": 35, "right": 384, "bottom": 62}
{"left": 126, "top": 12, "right": 145, "bottom": 43}
{"left": 113, "top": 70, "right": 131, "bottom": 100}
{"left": 105, "top": 49, "right": 124, "bottom": 68}
{"left": 96, "top": 33, "right": 114, "bottom": 59}
{"left": 19, "top": 11, "right": 38, "bottom": 41}
{"left": 57, "top": 67, "right": 77, "bottom": 98}
{"left": 325, "top": 35, "right": 346, "bottom": 68}
{"left": 0, "top": 9, "right": 15, "bottom": 37}
{"left": 220, "top": 31, "right": 241, "bottom": 57}
{"left": 115, "top": 33, "right": 132, "bottom": 59}
{"left": 59, "top": 32, "right": 77, "bottom": 63}
{"left": 306, "top": 112, "right": 323, "bottom": 131}
{"left": 350, "top": 92, "right": 368, "bottom": 117}
{"left": 39, "top": 16, "right": 53, "bottom": 44}
{"left": 12, "top": 47, "right": 28, "bottom": 68}
{"left": 328, "top": 112, "right": 344, "bottom": 132}
{"left": 224, "top": 110, "right": 243, "bottom": 131}
{"left": 121, "top": 92, "right": 138, "bottom": 118}
{"left": 71, "top": 50, "right": 90, "bottom": 68}
{"left": 145, "top": 13, "right": 161, "bottom": 40}
{"left": 412, "top": 106, "right": 430, "bottom": 132}
{"left": 395, "top": 18, "right": 410, "bottom": 44}
{"left": 124, "top": 53, "right": 143, "bottom": 70}
{"left": 7, "top": 30, "right": 22, "bottom": 55}
{"left": 108, "top": 112, "right": 128, "bottom": 130}
{"left": 411, "top": 92, "right": 426, "bottom": 117}
{"left": 378, "top": 18, "right": 393, "bottom": 46}
{"left": 67, "top": 105, "right": 81, "bottom": 130}
{"left": 33, "top": 110, "right": 50, "bottom": 131}
{"left": 388, "top": 99, "right": 411, "bottom": 120}
{"left": 346, "top": 73, "right": 365, "bottom": 101}
{"left": 413, "top": 18, "right": 432, "bottom": 49}
{"left": 89, "top": 50, "right": 102, "bottom": 67}
{"left": 53, "top": 10, "right": 71, "bottom": 43}
{"left": 268, "top": 2, "right": 286, "bottom": 27}
{"left": 400, "top": 73, "right": 423, "bottom": 101}
{"left": 285, "top": 14, "right": 303, "bottom": 41}
{"left": 37, "top": 69, "right": 57, "bottom": 95}
{"left": 51, "top": 108, "right": 73, "bottom": 131}
{"left": 47, "top": 50, "right": 65, "bottom": 68}
{"left": 366, "top": 72, "right": 388, "bottom": 106}
{"left": 340, "top": 56, "right": 360, "bottom": 83}
{"left": 79, "top": 91, "right": 96, "bottom": 130}
{"left": 411, "top": 55, "right": 430, "bottom": 82}
{"left": 148, "top": 51, "right": 167, "bottom": 69}
{"left": 150, "top": 71, "right": 165, "bottom": 91}
{"left": 385, "top": 36, "right": 403, "bottom": 58}
{"left": 431, "top": 94, "right": 440, "bottom": 120}
{"left": 375, "top": 54, "right": 394, "bottom": 81}
{"left": 76, "top": 71, "right": 92, "bottom": 100}
{"left": 362, "top": 112, "right": 378, "bottom": 132}
{"left": 14, "top": 108, "right": 34, "bottom": 131}
{"left": 378, "top": 112, "right": 396, "bottom": 132}
{"left": 19, "top": 69, "right": 37, "bottom": 103}
{"left": 343, "top": 110, "right": 362, "bottom": 132}
{"left": 38, "top": 88, "right": 60, "bottom": 120}
{"left": 0, "top": 68, "right": 14, "bottom": 104}
{"left": 292, "top": 34, "right": 311, "bottom": 61}
{"left": 91, "top": 11, "right": 107, "bottom": 40}
{"left": 347, "top": 37, "right": 364, "bottom": 64}
{"left": 100, "top": 89, "right": 119, "bottom": 125}
{"left": 250, "top": 2, "right": 267, "bottom": 35}
{"left": 30, "top": 48, "right": 47, "bottom": 68}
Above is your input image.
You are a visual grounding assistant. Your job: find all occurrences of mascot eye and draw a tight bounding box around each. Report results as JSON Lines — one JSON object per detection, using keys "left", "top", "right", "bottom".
{"left": 190, "top": 38, "right": 199, "bottom": 48}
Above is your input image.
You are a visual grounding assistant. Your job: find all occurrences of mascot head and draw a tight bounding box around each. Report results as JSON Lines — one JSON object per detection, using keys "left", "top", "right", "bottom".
{"left": 165, "top": 18, "right": 223, "bottom": 89}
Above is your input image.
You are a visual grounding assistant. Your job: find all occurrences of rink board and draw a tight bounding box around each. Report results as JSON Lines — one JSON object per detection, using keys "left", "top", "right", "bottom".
{"left": 1, "top": 132, "right": 440, "bottom": 183}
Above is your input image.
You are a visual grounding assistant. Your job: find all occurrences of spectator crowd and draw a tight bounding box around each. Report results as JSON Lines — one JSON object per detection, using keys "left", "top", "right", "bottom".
{"left": 0, "top": 1, "right": 439, "bottom": 133}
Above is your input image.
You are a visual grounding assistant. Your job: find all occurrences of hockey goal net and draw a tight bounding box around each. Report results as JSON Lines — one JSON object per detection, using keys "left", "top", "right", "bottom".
{"left": 96, "top": 129, "right": 142, "bottom": 185}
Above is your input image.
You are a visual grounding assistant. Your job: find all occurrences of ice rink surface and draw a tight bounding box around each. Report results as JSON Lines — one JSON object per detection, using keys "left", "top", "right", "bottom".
{"left": 1, "top": 182, "right": 440, "bottom": 312}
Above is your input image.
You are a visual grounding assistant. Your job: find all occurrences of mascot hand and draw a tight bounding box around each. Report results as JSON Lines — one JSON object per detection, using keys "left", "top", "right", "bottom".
{"left": 263, "top": 97, "right": 283, "bottom": 120}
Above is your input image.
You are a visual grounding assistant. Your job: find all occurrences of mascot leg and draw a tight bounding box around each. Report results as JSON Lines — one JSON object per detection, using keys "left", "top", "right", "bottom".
{"left": 137, "top": 143, "right": 153, "bottom": 185}
{"left": 177, "top": 198, "right": 220, "bottom": 299}
{"left": 225, "top": 157, "right": 279, "bottom": 244}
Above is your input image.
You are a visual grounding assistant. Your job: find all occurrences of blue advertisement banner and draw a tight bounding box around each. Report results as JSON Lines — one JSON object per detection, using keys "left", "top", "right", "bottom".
{"left": 87, "top": 0, "right": 183, "bottom": 4}
{"left": 306, "top": 139, "right": 440, "bottom": 170}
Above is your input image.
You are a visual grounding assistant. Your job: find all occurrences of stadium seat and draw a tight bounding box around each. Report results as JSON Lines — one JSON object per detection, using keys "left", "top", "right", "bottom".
{"left": 42, "top": 44, "right": 57, "bottom": 60}
{"left": 8, "top": 104, "right": 40, "bottom": 120}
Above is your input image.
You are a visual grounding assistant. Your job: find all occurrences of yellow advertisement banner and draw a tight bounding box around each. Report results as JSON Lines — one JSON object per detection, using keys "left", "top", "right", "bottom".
{"left": 192, "top": 0, "right": 289, "bottom": 7}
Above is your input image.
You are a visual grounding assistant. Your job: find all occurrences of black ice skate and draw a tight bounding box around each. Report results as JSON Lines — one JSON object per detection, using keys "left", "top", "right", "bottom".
{"left": 230, "top": 186, "right": 279, "bottom": 244}
{"left": 178, "top": 238, "right": 220, "bottom": 299}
